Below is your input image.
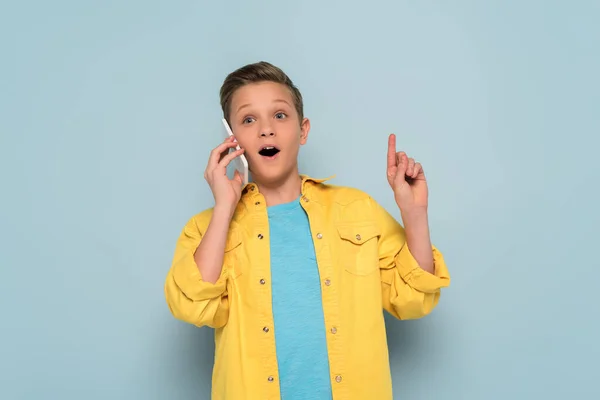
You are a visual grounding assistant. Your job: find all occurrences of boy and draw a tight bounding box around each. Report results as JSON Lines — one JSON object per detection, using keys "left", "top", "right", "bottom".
{"left": 165, "top": 61, "right": 450, "bottom": 400}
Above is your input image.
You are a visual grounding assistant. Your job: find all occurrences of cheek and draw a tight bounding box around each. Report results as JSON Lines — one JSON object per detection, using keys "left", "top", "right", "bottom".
{"left": 286, "top": 134, "right": 303, "bottom": 150}
{"left": 235, "top": 134, "right": 253, "bottom": 151}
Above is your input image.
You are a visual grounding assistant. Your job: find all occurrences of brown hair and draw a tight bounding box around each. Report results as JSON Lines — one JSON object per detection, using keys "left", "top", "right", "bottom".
{"left": 219, "top": 61, "right": 304, "bottom": 124}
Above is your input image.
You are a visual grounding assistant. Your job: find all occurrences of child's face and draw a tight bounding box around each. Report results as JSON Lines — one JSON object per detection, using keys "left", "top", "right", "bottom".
{"left": 229, "top": 81, "right": 309, "bottom": 185}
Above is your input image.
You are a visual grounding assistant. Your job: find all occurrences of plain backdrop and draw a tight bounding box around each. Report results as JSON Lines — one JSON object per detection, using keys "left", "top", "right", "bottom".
{"left": 1, "top": 1, "right": 599, "bottom": 399}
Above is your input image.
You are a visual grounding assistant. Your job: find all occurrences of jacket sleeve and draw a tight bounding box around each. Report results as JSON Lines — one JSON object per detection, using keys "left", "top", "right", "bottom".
{"left": 371, "top": 198, "right": 451, "bottom": 320}
{"left": 164, "top": 213, "right": 229, "bottom": 328}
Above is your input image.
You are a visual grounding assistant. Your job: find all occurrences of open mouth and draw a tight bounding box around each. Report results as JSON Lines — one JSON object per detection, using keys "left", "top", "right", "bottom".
{"left": 258, "top": 146, "right": 280, "bottom": 157}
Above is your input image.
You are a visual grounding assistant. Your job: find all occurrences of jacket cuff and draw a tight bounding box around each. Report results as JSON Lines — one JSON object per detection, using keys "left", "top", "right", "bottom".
{"left": 393, "top": 245, "right": 450, "bottom": 293}
{"left": 171, "top": 249, "right": 228, "bottom": 301}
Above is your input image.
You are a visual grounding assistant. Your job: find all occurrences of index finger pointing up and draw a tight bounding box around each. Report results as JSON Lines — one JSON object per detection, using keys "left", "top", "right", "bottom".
{"left": 387, "top": 133, "right": 397, "bottom": 169}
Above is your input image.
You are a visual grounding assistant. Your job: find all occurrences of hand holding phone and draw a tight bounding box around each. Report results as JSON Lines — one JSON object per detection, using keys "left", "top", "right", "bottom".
{"left": 221, "top": 118, "right": 249, "bottom": 186}
{"left": 203, "top": 121, "right": 247, "bottom": 214}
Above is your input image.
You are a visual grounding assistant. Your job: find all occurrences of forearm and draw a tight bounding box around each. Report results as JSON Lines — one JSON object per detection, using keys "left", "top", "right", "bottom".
{"left": 193, "top": 206, "right": 233, "bottom": 283}
{"left": 400, "top": 209, "right": 434, "bottom": 274}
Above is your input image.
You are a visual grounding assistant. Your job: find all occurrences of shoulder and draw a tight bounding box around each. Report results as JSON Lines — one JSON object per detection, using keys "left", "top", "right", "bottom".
{"left": 181, "top": 207, "right": 215, "bottom": 236}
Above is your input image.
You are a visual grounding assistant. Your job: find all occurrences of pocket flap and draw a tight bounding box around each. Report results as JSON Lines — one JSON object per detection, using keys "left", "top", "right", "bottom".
{"left": 224, "top": 228, "right": 242, "bottom": 252}
{"left": 336, "top": 222, "right": 381, "bottom": 245}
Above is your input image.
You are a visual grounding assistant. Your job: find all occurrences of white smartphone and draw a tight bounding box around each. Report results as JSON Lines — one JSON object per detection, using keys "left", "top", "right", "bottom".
{"left": 221, "top": 118, "right": 249, "bottom": 185}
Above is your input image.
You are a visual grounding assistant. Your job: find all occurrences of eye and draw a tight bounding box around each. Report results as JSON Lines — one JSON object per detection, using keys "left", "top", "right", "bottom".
{"left": 275, "top": 112, "right": 287, "bottom": 119}
{"left": 242, "top": 116, "right": 255, "bottom": 124}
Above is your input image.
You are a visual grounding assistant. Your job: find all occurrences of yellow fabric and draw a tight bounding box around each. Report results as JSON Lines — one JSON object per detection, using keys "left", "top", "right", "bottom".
{"left": 165, "top": 175, "right": 450, "bottom": 400}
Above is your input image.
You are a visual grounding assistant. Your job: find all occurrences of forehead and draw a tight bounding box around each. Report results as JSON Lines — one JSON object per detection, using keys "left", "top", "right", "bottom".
{"left": 231, "top": 81, "right": 293, "bottom": 111}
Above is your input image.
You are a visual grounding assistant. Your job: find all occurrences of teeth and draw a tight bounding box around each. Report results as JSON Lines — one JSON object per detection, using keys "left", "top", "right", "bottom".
{"left": 263, "top": 146, "right": 275, "bottom": 150}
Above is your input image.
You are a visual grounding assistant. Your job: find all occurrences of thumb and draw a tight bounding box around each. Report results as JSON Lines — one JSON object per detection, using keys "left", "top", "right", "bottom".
{"left": 396, "top": 153, "right": 408, "bottom": 183}
{"left": 233, "top": 170, "right": 243, "bottom": 186}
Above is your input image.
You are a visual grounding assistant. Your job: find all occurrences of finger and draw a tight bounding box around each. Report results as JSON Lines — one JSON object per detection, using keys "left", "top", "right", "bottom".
{"left": 222, "top": 137, "right": 239, "bottom": 162}
{"left": 218, "top": 147, "right": 245, "bottom": 168}
{"left": 387, "top": 134, "right": 397, "bottom": 170}
{"left": 219, "top": 147, "right": 229, "bottom": 163}
{"left": 396, "top": 152, "right": 408, "bottom": 182}
{"left": 406, "top": 157, "right": 415, "bottom": 177}
{"left": 412, "top": 162, "right": 422, "bottom": 179}
{"left": 387, "top": 163, "right": 398, "bottom": 180}
{"left": 209, "top": 141, "right": 239, "bottom": 167}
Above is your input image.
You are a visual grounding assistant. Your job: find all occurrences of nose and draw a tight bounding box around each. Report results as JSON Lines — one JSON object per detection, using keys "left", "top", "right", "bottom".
{"left": 259, "top": 123, "right": 275, "bottom": 137}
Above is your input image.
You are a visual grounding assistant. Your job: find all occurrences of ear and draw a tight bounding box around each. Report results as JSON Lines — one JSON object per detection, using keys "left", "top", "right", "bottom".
{"left": 299, "top": 117, "right": 310, "bottom": 145}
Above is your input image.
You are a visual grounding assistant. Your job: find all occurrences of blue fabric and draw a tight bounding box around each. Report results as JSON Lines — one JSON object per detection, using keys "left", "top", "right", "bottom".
{"left": 268, "top": 197, "right": 333, "bottom": 400}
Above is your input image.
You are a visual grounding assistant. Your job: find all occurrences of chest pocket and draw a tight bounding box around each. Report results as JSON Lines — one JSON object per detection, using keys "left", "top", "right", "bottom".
{"left": 223, "top": 228, "right": 243, "bottom": 279}
{"left": 336, "top": 221, "right": 381, "bottom": 276}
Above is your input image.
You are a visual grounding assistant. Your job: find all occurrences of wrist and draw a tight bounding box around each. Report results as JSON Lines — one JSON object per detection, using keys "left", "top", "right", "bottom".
{"left": 400, "top": 207, "right": 428, "bottom": 225}
{"left": 213, "top": 204, "right": 236, "bottom": 221}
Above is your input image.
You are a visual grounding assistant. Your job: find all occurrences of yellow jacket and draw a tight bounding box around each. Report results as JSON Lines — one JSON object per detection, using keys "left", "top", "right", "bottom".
{"left": 165, "top": 175, "right": 450, "bottom": 400}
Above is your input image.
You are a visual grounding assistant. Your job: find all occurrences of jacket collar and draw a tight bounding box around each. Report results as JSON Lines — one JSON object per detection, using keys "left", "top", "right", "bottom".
{"left": 240, "top": 174, "right": 335, "bottom": 199}
{"left": 300, "top": 173, "right": 335, "bottom": 185}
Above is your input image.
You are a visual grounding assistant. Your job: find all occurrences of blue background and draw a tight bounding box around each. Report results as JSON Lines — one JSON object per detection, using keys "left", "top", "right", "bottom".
{"left": 1, "top": 1, "right": 598, "bottom": 399}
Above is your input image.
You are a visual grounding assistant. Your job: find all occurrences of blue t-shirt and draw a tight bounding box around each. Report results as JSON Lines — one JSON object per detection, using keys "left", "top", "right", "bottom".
{"left": 268, "top": 197, "right": 333, "bottom": 399}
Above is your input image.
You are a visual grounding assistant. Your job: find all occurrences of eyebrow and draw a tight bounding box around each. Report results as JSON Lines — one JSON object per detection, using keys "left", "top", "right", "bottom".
{"left": 236, "top": 99, "right": 292, "bottom": 114}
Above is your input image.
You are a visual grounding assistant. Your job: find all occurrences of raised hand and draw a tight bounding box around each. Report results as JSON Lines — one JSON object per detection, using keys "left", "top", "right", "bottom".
{"left": 204, "top": 136, "right": 246, "bottom": 216}
{"left": 386, "top": 133, "right": 428, "bottom": 212}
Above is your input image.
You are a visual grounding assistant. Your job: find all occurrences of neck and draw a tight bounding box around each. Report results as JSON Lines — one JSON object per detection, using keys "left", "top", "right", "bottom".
{"left": 255, "top": 172, "right": 303, "bottom": 207}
